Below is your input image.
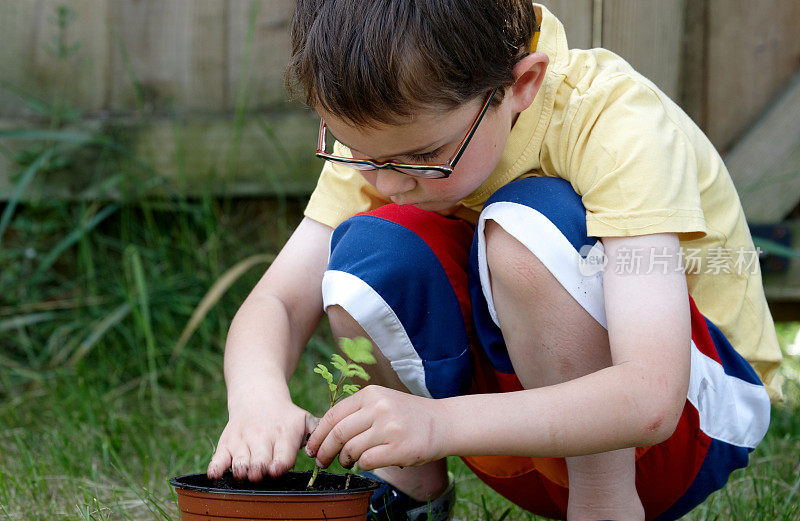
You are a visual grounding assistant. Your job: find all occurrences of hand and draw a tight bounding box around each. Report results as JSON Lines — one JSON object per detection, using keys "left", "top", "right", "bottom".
{"left": 207, "top": 398, "right": 319, "bottom": 482}
{"left": 305, "top": 385, "right": 449, "bottom": 471}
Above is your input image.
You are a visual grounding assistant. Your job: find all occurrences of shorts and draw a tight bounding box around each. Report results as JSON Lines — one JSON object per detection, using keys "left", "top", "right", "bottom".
{"left": 321, "top": 177, "right": 771, "bottom": 521}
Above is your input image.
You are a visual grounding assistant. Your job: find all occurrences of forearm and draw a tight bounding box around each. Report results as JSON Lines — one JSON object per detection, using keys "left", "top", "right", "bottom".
{"left": 441, "top": 362, "right": 684, "bottom": 459}
{"left": 222, "top": 217, "right": 332, "bottom": 412}
{"left": 224, "top": 293, "right": 317, "bottom": 408}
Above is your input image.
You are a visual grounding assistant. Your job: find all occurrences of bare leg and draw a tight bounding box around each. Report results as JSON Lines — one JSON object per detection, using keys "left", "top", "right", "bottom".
{"left": 485, "top": 222, "right": 645, "bottom": 521}
{"left": 326, "top": 305, "right": 449, "bottom": 502}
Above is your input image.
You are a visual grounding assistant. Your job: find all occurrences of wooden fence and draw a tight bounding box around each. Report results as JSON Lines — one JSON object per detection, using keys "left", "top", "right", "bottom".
{"left": 1, "top": 0, "right": 799, "bottom": 215}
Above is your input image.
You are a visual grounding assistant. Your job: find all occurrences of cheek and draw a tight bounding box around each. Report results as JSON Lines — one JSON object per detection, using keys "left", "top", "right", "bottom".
{"left": 360, "top": 170, "right": 377, "bottom": 187}
{"left": 450, "top": 128, "right": 507, "bottom": 184}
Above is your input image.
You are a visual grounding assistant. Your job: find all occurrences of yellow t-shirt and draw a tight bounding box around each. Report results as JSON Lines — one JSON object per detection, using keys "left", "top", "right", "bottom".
{"left": 304, "top": 4, "right": 783, "bottom": 400}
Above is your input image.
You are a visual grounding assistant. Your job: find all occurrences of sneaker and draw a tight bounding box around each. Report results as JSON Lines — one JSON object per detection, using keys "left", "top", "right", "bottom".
{"left": 361, "top": 470, "right": 456, "bottom": 521}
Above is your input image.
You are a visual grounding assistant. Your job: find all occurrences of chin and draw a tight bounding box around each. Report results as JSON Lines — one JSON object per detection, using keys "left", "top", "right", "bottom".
{"left": 412, "top": 201, "right": 454, "bottom": 212}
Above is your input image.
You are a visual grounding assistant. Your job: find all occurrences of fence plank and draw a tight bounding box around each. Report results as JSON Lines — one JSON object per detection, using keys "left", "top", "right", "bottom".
{"left": 678, "top": 0, "right": 708, "bottom": 129}
{"left": 725, "top": 73, "right": 800, "bottom": 223}
{"left": 107, "top": 0, "right": 227, "bottom": 113}
{"left": 227, "top": 0, "right": 294, "bottom": 111}
{"left": 0, "top": 0, "right": 109, "bottom": 118}
{"left": 706, "top": 0, "right": 800, "bottom": 152}
{"left": 540, "top": 1, "right": 593, "bottom": 50}
{"left": 601, "top": 0, "right": 684, "bottom": 100}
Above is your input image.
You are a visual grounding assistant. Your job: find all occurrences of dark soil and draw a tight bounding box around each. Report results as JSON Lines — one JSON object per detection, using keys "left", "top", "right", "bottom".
{"left": 172, "top": 471, "right": 378, "bottom": 494}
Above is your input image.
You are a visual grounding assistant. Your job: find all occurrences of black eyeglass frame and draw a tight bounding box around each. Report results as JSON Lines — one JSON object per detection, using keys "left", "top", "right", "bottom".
{"left": 315, "top": 87, "right": 499, "bottom": 179}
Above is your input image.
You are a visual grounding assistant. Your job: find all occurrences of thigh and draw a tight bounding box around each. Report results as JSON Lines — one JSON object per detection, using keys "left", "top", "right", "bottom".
{"left": 323, "top": 204, "right": 476, "bottom": 399}
{"left": 468, "top": 176, "right": 607, "bottom": 382}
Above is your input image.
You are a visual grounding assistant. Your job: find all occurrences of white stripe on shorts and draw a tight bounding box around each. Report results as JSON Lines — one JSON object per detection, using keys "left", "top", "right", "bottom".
{"left": 476, "top": 201, "right": 607, "bottom": 328}
{"left": 321, "top": 269, "right": 433, "bottom": 398}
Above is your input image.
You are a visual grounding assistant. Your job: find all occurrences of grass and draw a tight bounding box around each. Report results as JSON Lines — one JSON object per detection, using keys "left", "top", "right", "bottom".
{"left": 1, "top": 189, "right": 799, "bottom": 520}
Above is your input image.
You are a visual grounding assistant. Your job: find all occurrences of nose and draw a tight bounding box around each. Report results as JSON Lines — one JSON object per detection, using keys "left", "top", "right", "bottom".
{"left": 374, "top": 169, "right": 416, "bottom": 198}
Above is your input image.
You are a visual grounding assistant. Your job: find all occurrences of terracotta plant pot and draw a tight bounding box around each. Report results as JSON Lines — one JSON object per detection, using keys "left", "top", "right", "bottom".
{"left": 170, "top": 471, "right": 379, "bottom": 520}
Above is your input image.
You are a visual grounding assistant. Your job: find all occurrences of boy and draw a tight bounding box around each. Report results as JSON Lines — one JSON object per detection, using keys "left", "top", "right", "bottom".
{"left": 207, "top": 2, "right": 782, "bottom": 520}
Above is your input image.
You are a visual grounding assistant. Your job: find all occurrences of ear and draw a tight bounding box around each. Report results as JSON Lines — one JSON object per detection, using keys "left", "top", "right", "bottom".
{"left": 507, "top": 52, "right": 549, "bottom": 114}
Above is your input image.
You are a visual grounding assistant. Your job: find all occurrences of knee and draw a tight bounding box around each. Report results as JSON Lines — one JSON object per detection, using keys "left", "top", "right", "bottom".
{"left": 484, "top": 220, "right": 553, "bottom": 301}
{"left": 476, "top": 177, "right": 607, "bottom": 330}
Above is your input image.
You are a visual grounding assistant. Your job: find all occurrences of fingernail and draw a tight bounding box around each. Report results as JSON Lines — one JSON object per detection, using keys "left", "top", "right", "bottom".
{"left": 306, "top": 447, "right": 313, "bottom": 457}
{"left": 315, "top": 458, "right": 323, "bottom": 468}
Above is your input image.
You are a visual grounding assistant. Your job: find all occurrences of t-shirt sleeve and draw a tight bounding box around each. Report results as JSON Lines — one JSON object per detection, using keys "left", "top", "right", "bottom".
{"left": 558, "top": 75, "right": 708, "bottom": 240}
{"left": 304, "top": 141, "right": 390, "bottom": 228}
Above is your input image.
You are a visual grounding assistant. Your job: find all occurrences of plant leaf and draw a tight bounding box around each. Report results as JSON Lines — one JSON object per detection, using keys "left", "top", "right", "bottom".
{"left": 330, "top": 353, "right": 348, "bottom": 373}
{"left": 313, "top": 364, "right": 333, "bottom": 385}
{"left": 340, "top": 336, "right": 376, "bottom": 365}
{"left": 341, "top": 384, "right": 361, "bottom": 396}
{"left": 346, "top": 363, "right": 370, "bottom": 381}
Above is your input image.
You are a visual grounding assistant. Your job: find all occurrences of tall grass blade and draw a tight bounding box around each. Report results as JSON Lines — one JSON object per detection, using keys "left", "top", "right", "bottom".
{"left": 35, "top": 203, "right": 121, "bottom": 276}
{"left": 782, "top": 470, "right": 800, "bottom": 513}
{"left": 0, "top": 148, "right": 54, "bottom": 248}
{"left": 171, "top": 253, "right": 274, "bottom": 361}
{"left": 0, "top": 80, "right": 53, "bottom": 116}
{"left": 0, "top": 295, "right": 110, "bottom": 317}
{"left": 126, "top": 246, "right": 160, "bottom": 412}
{"left": 0, "top": 312, "right": 58, "bottom": 333}
{"left": 64, "top": 303, "right": 132, "bottom": 367}
{"left": 111, "top": 28, "right": 146, "bottom": 112}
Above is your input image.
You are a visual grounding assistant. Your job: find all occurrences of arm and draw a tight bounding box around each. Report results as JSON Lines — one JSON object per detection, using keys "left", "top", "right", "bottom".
{"left": 444, "top": 233, "right": 691, "bottom": 457}
{"left": 307, "top": 233, "right": 691, "bottom": 469}
{"left": 208, "top": 217, "right": 333, "bottom": 481}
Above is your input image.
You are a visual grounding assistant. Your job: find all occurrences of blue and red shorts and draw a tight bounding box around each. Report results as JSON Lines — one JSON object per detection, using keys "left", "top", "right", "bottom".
{"left": 321, "top": 177, "right": 771, "bottom": 521}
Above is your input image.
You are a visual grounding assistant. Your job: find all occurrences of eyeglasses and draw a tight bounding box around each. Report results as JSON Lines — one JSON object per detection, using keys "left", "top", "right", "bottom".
{"left": 315, "top": 87, "right": 498, "bottom": 179}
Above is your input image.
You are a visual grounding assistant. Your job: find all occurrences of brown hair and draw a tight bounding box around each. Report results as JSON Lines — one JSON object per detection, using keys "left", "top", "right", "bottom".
{"left": 286, "top": 0, "right": 537, "bottom": 126}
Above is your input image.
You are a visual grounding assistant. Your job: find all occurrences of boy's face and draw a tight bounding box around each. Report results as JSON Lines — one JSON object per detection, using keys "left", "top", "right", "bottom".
{"left": 317, "top": 53, "right": 548, "bottom": 213}
{"left": 318, "top": 97, "right": 515, "bottom": 213}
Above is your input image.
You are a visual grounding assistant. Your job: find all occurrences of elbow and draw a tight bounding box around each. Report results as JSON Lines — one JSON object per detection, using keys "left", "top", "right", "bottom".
{"left": 636, "top": 374, "right": 689, "bottom": 446}
{"left": 639, "top": 401, "right": 683, "bottom": 446}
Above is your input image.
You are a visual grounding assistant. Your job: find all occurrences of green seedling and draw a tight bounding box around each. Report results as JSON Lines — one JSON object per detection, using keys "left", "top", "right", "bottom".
{"left": 307, "top": 336, "right": 376, "bottom": 489}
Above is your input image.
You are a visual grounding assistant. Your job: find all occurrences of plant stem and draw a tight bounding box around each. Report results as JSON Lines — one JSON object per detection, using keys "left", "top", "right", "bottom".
{"left": 307, "top": 465, "right": 320, "bottom": 489}
{"left": 332, "top": 372, "right": 346, "bottom": 404}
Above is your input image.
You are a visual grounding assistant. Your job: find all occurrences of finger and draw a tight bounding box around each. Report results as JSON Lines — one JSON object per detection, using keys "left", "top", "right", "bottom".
{"left": 230, "top": 443, "right": 252, "bottom": 481}
{"left": 269, "top": 435, "right": 297, "bottom": 478}
{"left": 314, "top": 409, "right": 373, "bottom": 468}
{"left": 301, "top": 414, "right": 321, "bottom": 448}
{"left": 247, "top": 439, "right": 273, "bottom": 482}
{"left": 306, "top": 394, "right": 363, "bottom": 456}
{"left": 207, "top": 445, "right": 232, "bottom": 479}
{"left": 337, "top": 427, "right": 382, "bottom": 469}
{"left": 354, "top": 443, "right": 393, "bottom": 471}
